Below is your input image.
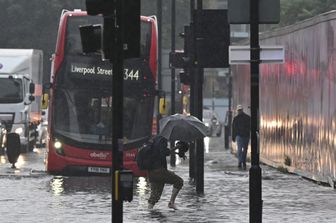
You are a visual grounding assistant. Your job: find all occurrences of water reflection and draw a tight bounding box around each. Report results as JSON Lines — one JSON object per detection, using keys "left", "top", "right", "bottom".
{"left": 50, "top": 176, "right": 64, "bottom": 196}
{"left": 136, "top": 176, "right": 148, "bottom": 196}
{"left": 204, "top": 137, "right": 210, "bottom": 153}
{"left": 0, "top": 156, "right": 6, "bottom": 164}
{"left": 49, "top": 176, "right": 112, "bottom": 195}
{"left": 149, "top": 209, "right": 167, "bottom": 221}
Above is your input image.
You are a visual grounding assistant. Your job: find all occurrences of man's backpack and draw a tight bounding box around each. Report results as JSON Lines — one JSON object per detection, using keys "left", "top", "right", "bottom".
{"left": 136, "top": 141, "right": 157, "bottom": 170}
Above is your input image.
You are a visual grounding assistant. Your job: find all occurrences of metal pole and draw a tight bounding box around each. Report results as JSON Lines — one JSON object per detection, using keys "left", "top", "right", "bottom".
{"left": 225, "top": 68, "right": 232, "bottom": 150}
{"left": 170, "top": 0, "right": 176, "bottom": 167}
{"left": 112, "top": 0, "right": 124, "bottom": 222}
{"left": 212, "top": 73, "right": 215, "bottom": 111}
{"left": 250, "top": 0, "right": 262, "bottom": 222}
{"left": 156, "top": 0, "right": 162, "bottom": 135}
{"left": 195, "top": 0, "right": 204, "bottom": 195}
{"left": 189, "top": 0, "right": 195, "bottom": 180}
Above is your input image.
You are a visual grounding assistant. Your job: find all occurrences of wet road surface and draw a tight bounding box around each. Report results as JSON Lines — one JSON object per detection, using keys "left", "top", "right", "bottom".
{"left": 0, "top": 136, "right": 335, "bottom": 222}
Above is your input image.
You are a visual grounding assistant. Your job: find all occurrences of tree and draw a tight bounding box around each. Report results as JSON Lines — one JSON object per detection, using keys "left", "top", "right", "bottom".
{"left": 0, "top": 0, "right": 85, "bottom": 83}
{"left": 280, "top": 0, "right": 336, "bottom": 27}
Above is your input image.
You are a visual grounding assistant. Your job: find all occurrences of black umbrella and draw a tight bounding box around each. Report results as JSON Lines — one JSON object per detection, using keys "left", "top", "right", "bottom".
{"left": 159, "top": 113, "right": 208, "bottom": 142}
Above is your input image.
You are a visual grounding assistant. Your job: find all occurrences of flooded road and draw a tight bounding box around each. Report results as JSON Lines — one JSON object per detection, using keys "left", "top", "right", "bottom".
{"left": 0, "top": 175, "right": 111, "bottom": 223}
{"left": 0, "top": 136, "right": 335, "bottom": 222}
{"left": 0, "top": 148, "right": 112, "bottom": 223}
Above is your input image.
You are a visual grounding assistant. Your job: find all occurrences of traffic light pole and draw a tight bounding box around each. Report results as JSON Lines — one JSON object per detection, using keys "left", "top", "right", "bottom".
{"left": 249, "top": 0, "right": 262, "bottom": 222}
{"left": 156, "top": 0, "right": 162, "bottom": 135}
{"left": 170, "top": 0, "right": 176, "bottom": 167}
{"left": 112, "top": 1, "right": 124, "bottom": 222}
{"left": 225, "top": 68, "right": 232, "bottom": 150}
{"left": 195, "top": 0, "right": 204, "bottom": 195}
{"left": 189, "top": 0, "right": 196, "bottom": 180}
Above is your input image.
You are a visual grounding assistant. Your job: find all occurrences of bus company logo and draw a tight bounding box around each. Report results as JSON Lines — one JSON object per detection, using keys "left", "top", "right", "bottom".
{"left": 0, "top": 63, "right": 3, "bottom": 69}
{"left": 90, "top": 152, "right": 109, "bottom": 159}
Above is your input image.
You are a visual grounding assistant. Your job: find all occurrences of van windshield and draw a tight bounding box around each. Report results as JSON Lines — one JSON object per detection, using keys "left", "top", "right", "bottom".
{"left": 0, "top": 78, "right": 23, "bottom": 103}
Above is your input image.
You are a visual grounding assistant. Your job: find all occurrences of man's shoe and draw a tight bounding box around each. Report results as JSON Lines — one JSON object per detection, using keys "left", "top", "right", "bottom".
{"left": 148, "top": 203, "right": 154, "bottom": 209}
{"left": 168, "top": 202, "right": 178, "bottom": 210}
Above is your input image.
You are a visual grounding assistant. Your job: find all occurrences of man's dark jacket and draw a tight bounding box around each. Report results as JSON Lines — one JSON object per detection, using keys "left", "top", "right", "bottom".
{"left": 232, "top": 112, "right": 251, "bottom": 140}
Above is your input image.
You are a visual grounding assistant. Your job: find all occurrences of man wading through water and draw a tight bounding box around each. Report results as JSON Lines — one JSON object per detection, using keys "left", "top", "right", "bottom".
{"left": 146, "top": 135, "right": 185, "bottom": 210}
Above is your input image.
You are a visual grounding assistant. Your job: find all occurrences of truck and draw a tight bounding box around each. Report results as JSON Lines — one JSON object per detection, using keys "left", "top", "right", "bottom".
{"left": 0, "top": 49, "right": 43, "bottom": 152}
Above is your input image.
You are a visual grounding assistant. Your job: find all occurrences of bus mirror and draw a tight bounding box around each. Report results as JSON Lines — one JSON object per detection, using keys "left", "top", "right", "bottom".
{"left": 41, "top": 93, "right": 49, "bottom": 109}
{"left": 159, "top": 97, "right": 167, "bottom": 115}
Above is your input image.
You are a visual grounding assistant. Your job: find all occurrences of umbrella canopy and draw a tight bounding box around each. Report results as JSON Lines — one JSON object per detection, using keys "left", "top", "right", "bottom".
{"left": 159, "top": 113, "right": 208, "bottom": 141}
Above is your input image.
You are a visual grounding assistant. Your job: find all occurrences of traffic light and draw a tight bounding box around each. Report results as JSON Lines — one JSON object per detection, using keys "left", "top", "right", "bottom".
{"left": 183, "top": 25, "right": 195, "bottom": 65}
{"left": 169, "top": 25, "right": 194, "bottom": 85}
{"left": 85, "top": 0, "right": 114, "bottom": 16}
{"left": 102, "top": 17, "right": 115, "bottom": 60}
{"left": 179, "top": 70, "right": 191, "bottom": 85}
{"left": 84, "top": 0, "right": 140, "bottom": 60}
{"left": 193, "top": 10, "right": 230, "bottom": 68}
{"left": 169, "top": 51, "right": 188, "bottom": 68}
{"left": 122, "top": 0, "right": 140, "bottom": 59}
{"left": 169, "top": 25, "right": 194, "bottom": 69}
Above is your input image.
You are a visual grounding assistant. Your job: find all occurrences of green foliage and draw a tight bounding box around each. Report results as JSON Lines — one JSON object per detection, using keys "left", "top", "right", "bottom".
{"left": 0, "top": 0, "right": 85, "bottom": 83}
{"left": 280, "top": 0, "right": 336, "bottom": 27}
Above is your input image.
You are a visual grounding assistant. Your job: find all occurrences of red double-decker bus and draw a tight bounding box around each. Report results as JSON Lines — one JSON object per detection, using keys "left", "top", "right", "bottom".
{"left": 45, "top": 10, "right": 157, "bottom": 176}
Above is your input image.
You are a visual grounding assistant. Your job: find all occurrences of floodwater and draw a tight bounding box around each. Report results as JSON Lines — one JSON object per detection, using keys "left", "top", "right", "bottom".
{"left": 0, "top": 136, "right": 335, "bottom": 222}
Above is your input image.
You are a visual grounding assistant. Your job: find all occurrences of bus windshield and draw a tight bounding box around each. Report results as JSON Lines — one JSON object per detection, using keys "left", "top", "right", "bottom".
{"left": 54, "top": 87, "right": 112, "bottom": 145}
{"left": 54, "top": 84, "right": 154, "bottom": 146}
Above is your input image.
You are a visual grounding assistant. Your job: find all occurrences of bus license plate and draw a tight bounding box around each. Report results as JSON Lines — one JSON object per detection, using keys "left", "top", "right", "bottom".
{"left": 88, "top": 167, "right": 110, "bottom": 174}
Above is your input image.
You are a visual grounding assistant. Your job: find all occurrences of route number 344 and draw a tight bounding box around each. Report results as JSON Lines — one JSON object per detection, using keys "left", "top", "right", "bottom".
{"left": 124, "top": 69, "right": 140, "bottom": 81}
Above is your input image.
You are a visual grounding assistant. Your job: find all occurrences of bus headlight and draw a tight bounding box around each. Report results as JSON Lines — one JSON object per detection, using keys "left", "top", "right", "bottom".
{"left": 54, "top": 139, "right": 65, "bottom": 156}
{"left": 14, "top": 127, "right": 23, "bottom": 135}
{"left": 54, "top": 141, "right": 62, "bottom": 149}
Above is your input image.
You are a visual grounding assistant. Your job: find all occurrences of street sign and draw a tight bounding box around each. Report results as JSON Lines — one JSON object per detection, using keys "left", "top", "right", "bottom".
{"left": 229, "top": 45, "right": 284, "bottom": 64}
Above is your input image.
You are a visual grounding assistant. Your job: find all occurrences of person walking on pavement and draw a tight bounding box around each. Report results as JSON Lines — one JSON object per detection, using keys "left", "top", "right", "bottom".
{"left": 147, "top": 135, "right": 184, "bottom": 210}
{"left": 232, "top": 104, "right": 251, "bottom": 170}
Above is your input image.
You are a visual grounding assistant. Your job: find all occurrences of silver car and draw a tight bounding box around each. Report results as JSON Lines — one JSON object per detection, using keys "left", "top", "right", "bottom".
{"left": 203, "top": 109, "right": 222, "bottom": 137}
{"left": 0, "top": 122, "right": 6, "bottom": 152}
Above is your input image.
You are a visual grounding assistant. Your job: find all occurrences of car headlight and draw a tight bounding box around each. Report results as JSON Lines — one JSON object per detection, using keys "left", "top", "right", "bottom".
{"left": 15, "top": 127, "right": 23, "bottom": 135}
{"left": 204, "top": 123, "right": 210, "bottom": 127}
